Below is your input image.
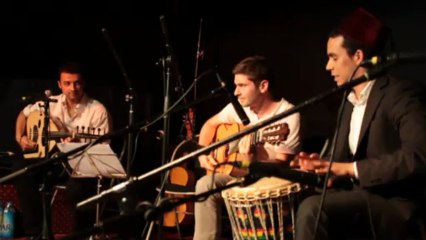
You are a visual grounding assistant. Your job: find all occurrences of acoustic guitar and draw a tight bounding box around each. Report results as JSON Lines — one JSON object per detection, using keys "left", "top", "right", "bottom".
{"left": 162, "top": 108, "right": 197, "bottom": 228}
{"left": 208, "top": 122, "right": 289, "bottom": 175}
{"left": 24, "top": 111, "right": 100, "bottom": 159}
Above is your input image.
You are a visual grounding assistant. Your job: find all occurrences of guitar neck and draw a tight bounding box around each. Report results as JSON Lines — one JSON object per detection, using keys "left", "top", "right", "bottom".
{"left": 49, "top": 131, "right": 99, "bottom": 140}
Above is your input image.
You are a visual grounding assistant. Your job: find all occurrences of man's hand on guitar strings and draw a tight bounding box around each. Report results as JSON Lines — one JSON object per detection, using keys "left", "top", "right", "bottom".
{"left": 19, "top": 135, "right": 36, "bottom": 151}
{"left": 198, "top": 154, "right": 217, "bottom": 171}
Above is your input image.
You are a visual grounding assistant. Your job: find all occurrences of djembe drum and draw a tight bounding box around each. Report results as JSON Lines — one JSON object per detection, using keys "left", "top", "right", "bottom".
{"left": 222, "top": 177, "right": 302, "bottom": 240}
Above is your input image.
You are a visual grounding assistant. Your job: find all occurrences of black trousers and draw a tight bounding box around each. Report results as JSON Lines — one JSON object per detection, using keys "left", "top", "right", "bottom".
{"left": 66, "top": 177, "right": 99, "bottom": 232}
{"left": 295, "top": 186, "right": 417, "bottom": 240}
{"left": 13, "top": 157, "right": 45, "bottom": 236}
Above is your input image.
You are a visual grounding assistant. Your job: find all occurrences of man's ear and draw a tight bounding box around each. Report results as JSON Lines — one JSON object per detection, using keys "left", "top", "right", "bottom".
{"left": 57, "top": 80, "right": 62, "bottom": 90}
{"left": 259, "top": 79, "right": 269, "bottom": 93}
{"left": 354, "top": 49, "right": 365, "bottom": 65}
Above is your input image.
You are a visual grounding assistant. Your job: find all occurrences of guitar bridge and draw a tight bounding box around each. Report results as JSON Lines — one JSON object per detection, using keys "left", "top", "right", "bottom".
{"left": 22, "top": 145, "right": 38, "bottom": 154}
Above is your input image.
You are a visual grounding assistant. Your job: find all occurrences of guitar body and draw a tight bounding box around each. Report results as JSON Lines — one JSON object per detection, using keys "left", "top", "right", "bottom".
{"left": 162, "top": 166, "right": 195, "bottom": 227}
{"left": 24, "top": 110, "right": 101, "bottom": 159}
{"left": 208, "top": 123, "right": 244, "bottom": 175}
{"left": 207, "top": 122, "right": 289, "bottom": 175}
{"left": 25, "top": 111, "right": 58, "bottom": 159}
{"left": 162, "top": 108, "right": 198, "bottom": 228}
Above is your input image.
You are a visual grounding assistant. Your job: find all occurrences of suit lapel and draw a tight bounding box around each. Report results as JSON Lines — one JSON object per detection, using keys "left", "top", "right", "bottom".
{"left": 355, "top": 77, "right": 388, "bottom": 155}
{"left": 333, "top": 99, "right": 353, "bottom": 162}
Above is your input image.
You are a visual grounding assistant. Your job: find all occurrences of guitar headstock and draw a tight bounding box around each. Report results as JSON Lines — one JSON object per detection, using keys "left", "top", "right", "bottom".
{"left": 261, "top": 122, "right": 289, "bottom": 145}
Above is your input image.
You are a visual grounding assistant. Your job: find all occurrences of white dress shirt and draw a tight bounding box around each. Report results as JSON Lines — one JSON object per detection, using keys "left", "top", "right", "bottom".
{"left": 347, "top": 80, "right": 375, "bottom": 178}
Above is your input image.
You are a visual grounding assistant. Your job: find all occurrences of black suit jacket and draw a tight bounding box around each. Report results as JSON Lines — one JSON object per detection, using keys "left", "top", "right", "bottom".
{"left": 332, "top": 75, "right": 426, "bottom": 201}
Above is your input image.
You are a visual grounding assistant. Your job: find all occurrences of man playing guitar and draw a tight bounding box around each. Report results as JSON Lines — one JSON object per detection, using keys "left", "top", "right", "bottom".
{"left": 14, "top": 62, "right": 112, "bottom": 238}
{"left": 194, "top": 56, "right": 301, "bottom": 240}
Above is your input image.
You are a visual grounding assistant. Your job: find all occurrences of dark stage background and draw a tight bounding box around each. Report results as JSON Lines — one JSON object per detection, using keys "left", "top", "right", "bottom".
{"left": 1, "top": 0, "right": 426, "bottom": 210}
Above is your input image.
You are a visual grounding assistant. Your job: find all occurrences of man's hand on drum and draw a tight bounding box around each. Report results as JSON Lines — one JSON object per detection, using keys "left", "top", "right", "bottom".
{"left": 198, "top": 154, "right": 218, "bottom": 171}
{"left": 291, "top": 152, "right": 355, "bottom": 187}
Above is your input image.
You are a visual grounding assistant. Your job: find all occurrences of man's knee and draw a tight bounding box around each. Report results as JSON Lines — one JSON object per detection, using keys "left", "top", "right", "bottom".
{"left": 196, "top": 175, "right": 214, "bottom": 193}
{"left": 297, "top": 195, "right": 321, "bottom": 219}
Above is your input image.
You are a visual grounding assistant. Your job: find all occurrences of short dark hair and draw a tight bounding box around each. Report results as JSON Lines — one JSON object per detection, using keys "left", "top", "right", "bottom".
{"left": 232, "top": 56, "right": 275, "bottom": 86}
{"left": 58, "top": 62, "right": 83, "bottom": 77}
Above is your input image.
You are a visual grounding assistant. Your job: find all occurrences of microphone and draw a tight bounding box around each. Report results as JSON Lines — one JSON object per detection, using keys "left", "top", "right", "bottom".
{"left": 45, "top": 89, "right": 53, "bottom": 97}
{"left": 159, "top": 15, "right": 182, "bottom": 86}
{"left": 215, "top": 73, "right": 250, "bottom": 126}
{"left": 0, "top": 151, "right": 15, "bottom": 158}
{"left": 159, "top": 15, "right": 173, "bottom": 57}
{"left": 361, "top": 51, "right": 426, "bottom": 67}
{"left": 210, "top": 86, "right": 225, "bottom": 95}
{"left": 19, "top": 95, "right": 34, "bottom": 103}
{"left": 347, "top": 59, "right": 397, "bottom": 86}
{"left": 44, "top": 89, "right": 58, "bottom": 103}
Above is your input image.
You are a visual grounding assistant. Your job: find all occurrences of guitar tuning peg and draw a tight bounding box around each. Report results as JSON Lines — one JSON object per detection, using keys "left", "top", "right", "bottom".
{"left": 270, "top": 126, "right": 278, "bottom": 132}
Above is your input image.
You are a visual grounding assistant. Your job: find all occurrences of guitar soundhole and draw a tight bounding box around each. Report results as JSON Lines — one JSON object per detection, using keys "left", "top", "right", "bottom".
{"left": 225, "top": 145, "right": 230, "bottom": 161}
{"left": 41, "top": 135, "right": 46, "bottom": 147}
{"left": 35, "top": 118, "right": 42, "bottom": 143}
{"left": 31, "top": 125, "right": 37, "bottom": 142}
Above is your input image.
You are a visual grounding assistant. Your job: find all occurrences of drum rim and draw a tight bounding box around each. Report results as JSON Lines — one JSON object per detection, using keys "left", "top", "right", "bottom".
{"left": 222, "top": 177, "right": 302, "bottom": 200}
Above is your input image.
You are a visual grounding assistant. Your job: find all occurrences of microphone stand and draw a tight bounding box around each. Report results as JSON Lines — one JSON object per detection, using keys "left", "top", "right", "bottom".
{"left": 149, "top": 17, "right": 204, "bottom": 239}
{"left": 101, "top": 28, "right": 136, "bottom": 177}
{"left": 312, "top": 65, "right": 361, "bottom": 239}
{"left": 152, "top": 53, "right": 172, "bottom": 240}
{"left": 40, "top": 96, "right": 55, "bottom": 240}
{"left": 141, "top": 15, "right": 183, "bottom": 240}
{"left": 77, "top": 62, "right": 392, "bottom": 210}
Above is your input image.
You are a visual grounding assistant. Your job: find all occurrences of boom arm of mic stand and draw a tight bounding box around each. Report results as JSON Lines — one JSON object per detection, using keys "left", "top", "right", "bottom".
{"left": 143, "top": 180, "right": 243, "bottom": 221}
{"left": 0, "top": 122, "right": 157, "bottom": 184}
{"left": 0, "top": 139, "right": 104, "bottom": 184}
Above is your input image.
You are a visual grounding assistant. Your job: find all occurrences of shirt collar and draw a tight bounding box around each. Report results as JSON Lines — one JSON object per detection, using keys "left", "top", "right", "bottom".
{"left": 60, "top": 93, "right": 88, "bottom": 110}
{"left": 347, "top": 80, "right": 375, "bottom": 106}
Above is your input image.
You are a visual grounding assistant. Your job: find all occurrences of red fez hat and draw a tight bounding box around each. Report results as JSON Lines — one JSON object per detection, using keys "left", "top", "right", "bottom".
{"left": 339, "top": 8, "right": 388, "bottom": 48}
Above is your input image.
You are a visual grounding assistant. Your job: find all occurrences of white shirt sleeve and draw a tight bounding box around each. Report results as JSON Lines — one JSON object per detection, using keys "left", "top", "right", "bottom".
{"left": 217, "top": 103, "right": 245, "bottom": 123}
{"left": 353, "top": 161, "right": 359, "bottom": 179}
{"left": 22, "top": 101, "right": 44, "bottom": 117}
